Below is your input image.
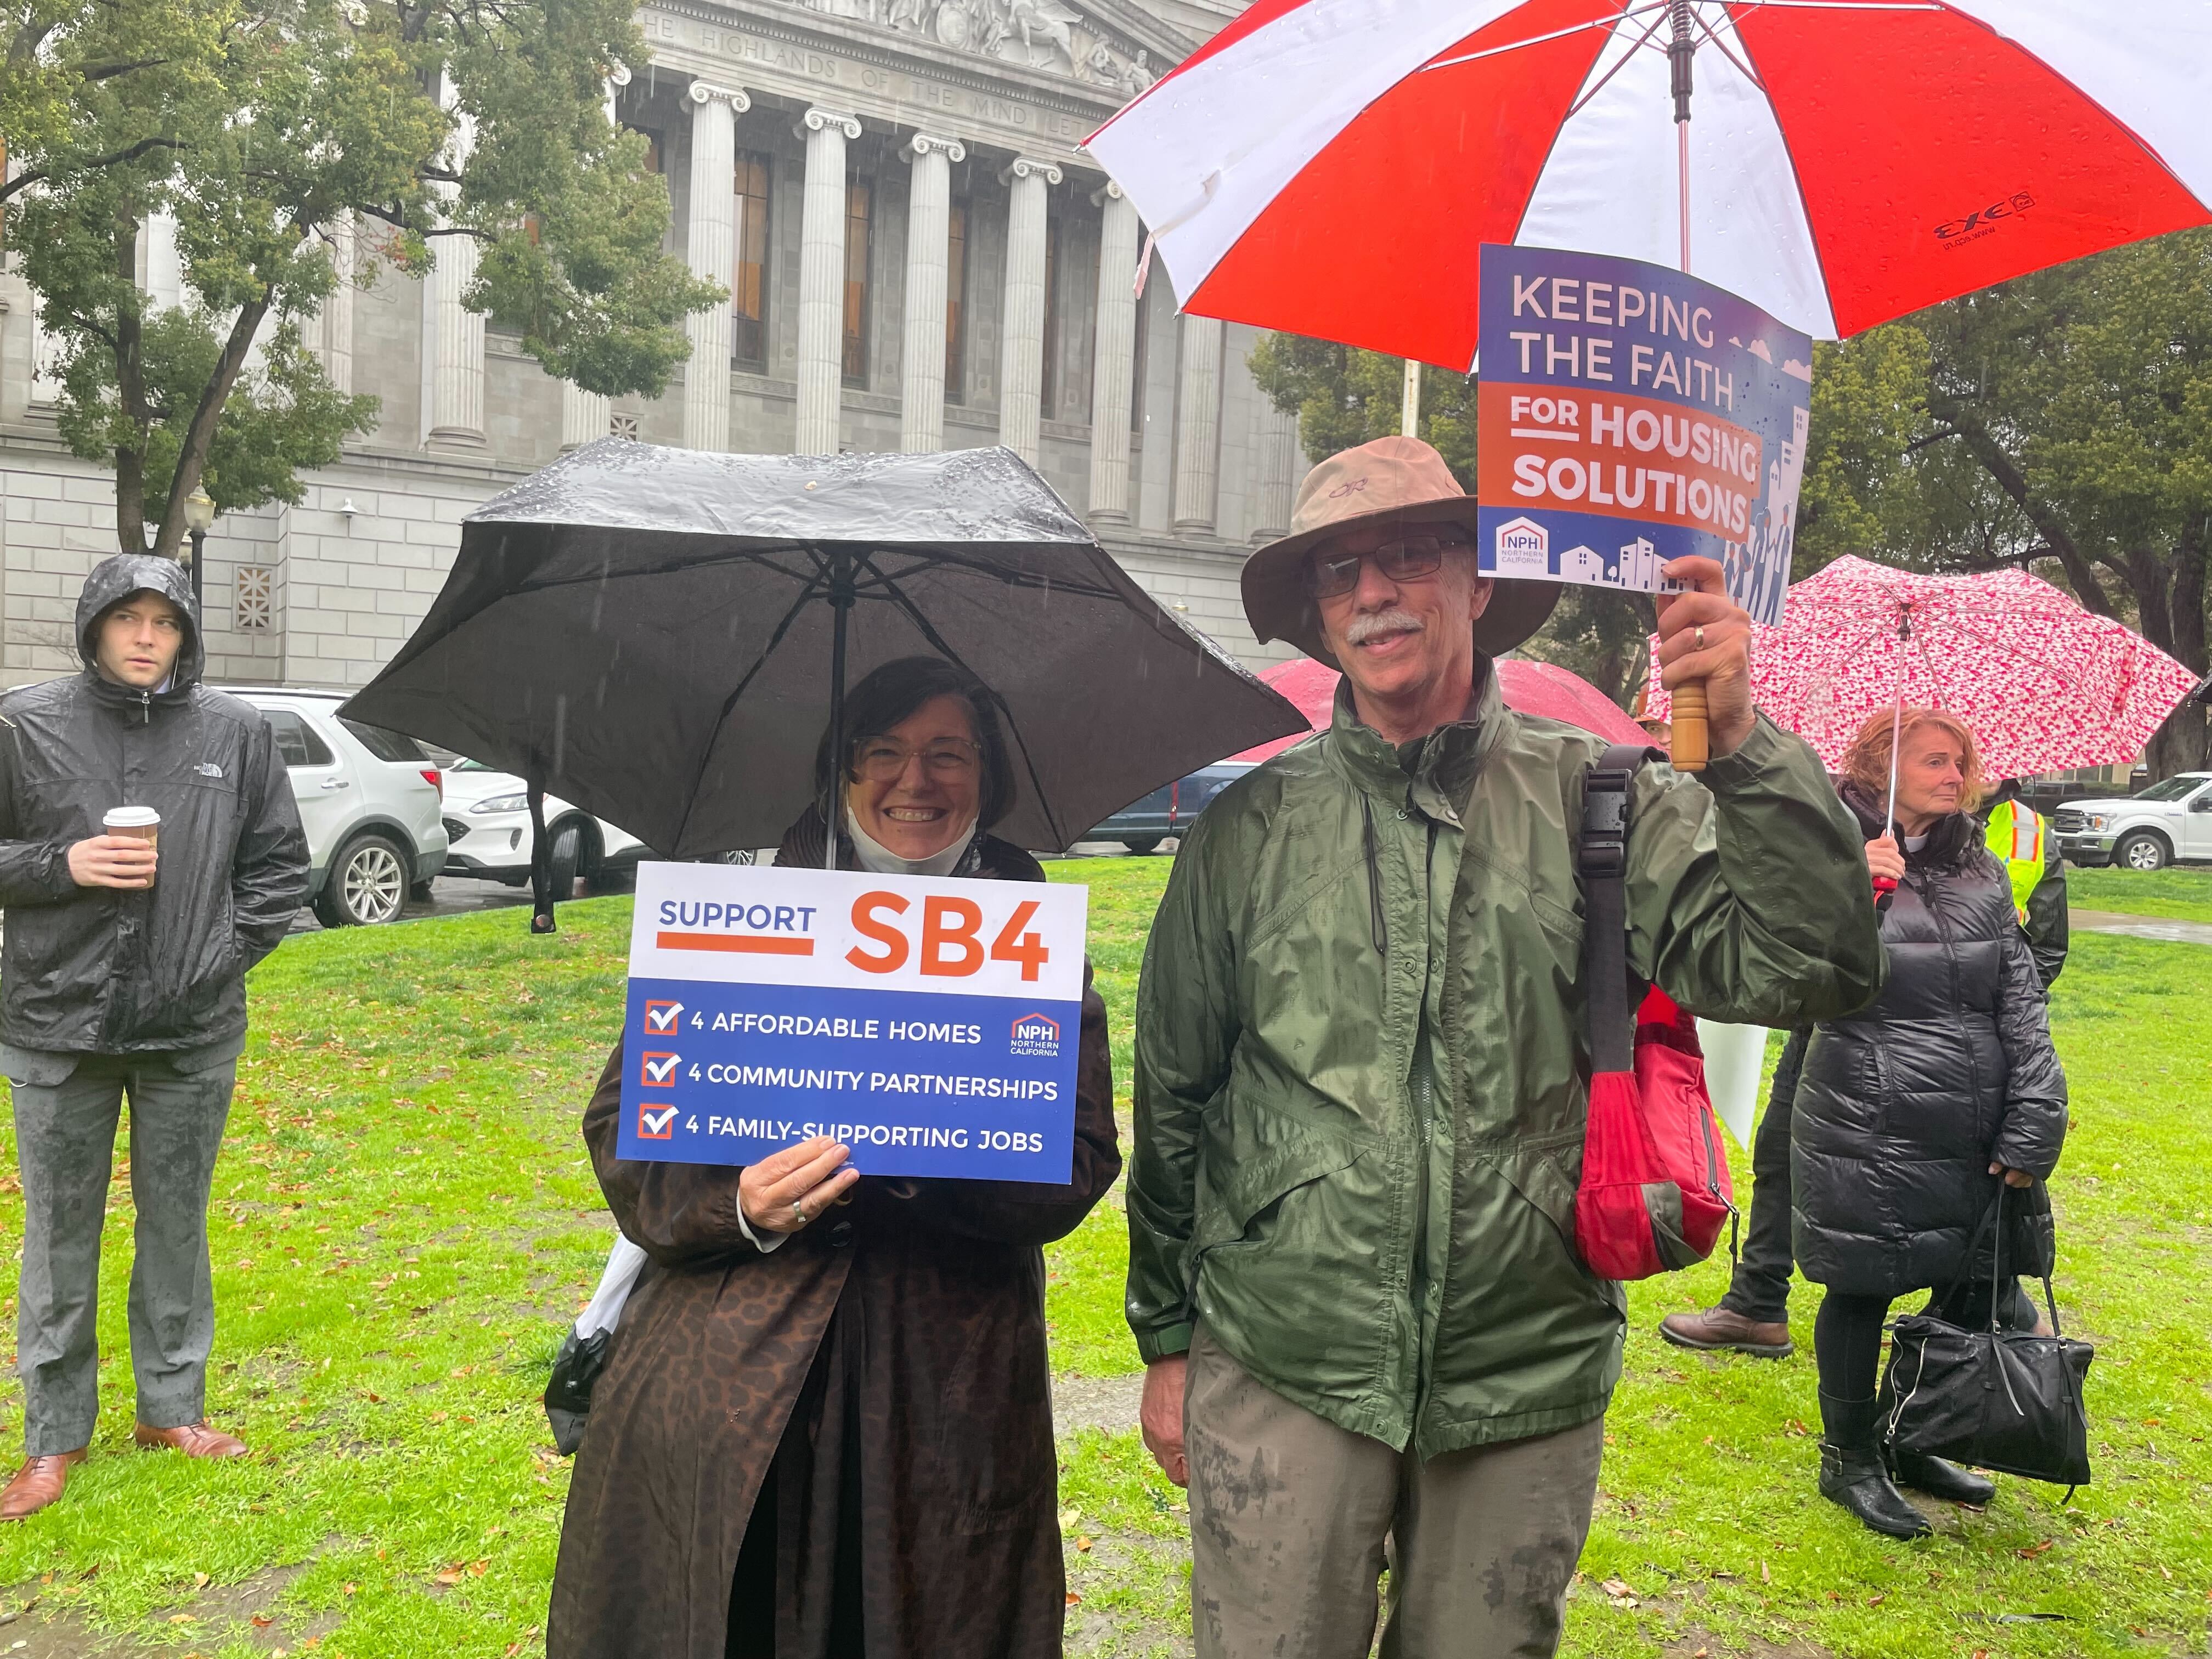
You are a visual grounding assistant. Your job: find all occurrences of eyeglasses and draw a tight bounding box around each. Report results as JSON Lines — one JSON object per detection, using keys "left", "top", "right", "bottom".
{"left": 850, "top": 736, "right": 981, "bottom": 783}
{"left": 1304, "top": 535, "right": 1468, "bottom": 600}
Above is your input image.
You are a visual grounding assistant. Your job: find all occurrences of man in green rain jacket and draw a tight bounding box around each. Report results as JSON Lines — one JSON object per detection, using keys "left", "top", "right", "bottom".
{"left": 1127, "top": 437, "right": 1887, "bottom": 1659}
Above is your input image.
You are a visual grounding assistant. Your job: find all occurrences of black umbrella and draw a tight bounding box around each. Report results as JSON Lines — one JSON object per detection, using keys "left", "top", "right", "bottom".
{"left": 344, "top": 440, "right": 1304, "bottom": 894}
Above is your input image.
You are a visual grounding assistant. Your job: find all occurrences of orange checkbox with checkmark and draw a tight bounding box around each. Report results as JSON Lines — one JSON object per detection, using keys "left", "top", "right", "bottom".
{"left": 640, "top": 1051, "right": 681, "bottom": 1087}
{"left": 643, "top": 999, "right": 684, "bottom": 1037}
{"left": 637, "top": 1102, "right": 679, "bottom": 1141}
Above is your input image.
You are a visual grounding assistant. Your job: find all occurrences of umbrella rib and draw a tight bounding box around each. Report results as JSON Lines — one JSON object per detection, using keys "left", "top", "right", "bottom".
{"left": 859, "top": 552, "right": 1069, "bottom": 850}
{"left": 1563, "top": 5, "right": 1671, "bottom": 121}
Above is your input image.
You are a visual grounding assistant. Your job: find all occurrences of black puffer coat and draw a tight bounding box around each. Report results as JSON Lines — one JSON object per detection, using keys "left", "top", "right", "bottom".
{"left": 0, "top": 555, "right": 309, "bottom": 1053}
{"left": 1791, "top": 785, "right": 2068, "bottom": 1299}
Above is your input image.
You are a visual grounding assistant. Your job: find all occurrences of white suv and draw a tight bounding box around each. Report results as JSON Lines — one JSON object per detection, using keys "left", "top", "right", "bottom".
{"left": 227, "top": 689, "right": 450, "bottom": 926}
{"left": 439, "top": 759, "right": 647, "bottom": 892}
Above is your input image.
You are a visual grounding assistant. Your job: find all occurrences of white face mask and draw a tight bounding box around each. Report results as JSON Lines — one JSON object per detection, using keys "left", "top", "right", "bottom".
{"left": 844, "top": 806, "right": 978, "bottom": 878}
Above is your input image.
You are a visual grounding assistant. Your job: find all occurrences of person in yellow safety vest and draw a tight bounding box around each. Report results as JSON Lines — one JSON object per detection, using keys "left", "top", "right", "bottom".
{"left": 1982, "top": 780, "right": 2069, "bottom": 990}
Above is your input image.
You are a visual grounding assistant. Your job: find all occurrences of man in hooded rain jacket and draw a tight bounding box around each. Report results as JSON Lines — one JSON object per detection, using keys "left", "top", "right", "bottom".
{"left": 1126, "top": 438, "right": 1887, "bottom": 1659}
{"left": 0, "top": 554, "right": 308, "bottom": 1519}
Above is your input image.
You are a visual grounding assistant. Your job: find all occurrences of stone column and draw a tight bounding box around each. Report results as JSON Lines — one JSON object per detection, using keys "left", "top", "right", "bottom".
{"left": 563, "top": 66, "right": 633, "bottom": 448}
{"left": 795, "top": 108, "right": 861, "bottom": 454}
{"left": 897, "top": 133, "right": 964, "bottom": 453}
{"left": 681, "top": 80, "right": 748, "bottom": 453}
{"left": 1172, "top": 314, "right": 1223, "bottom": 533}
{"left": 424, "top": 87, "right": 483, "bottom": 447}
{"left": 995, "top": 156, "right": 1062, "bottom": 467}
{"left": 1087, "top": 181, "right": 1139, "bottom": 522}
{"left": 320, "top": 213, "right": 355, "bottom": 395}
{"left": 1251, "top": 404, "right": 1298, "bottom": 543}
{"left": 143, "top": 210, "right": 183, "bottom": 311}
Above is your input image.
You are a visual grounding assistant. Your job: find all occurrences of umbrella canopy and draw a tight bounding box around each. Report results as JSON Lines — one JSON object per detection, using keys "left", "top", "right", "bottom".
{"left": 1231, "top": 653, "right": 1647, "bottom": 763}
{"left": 343, "top": 441, "right": 1305, "bottom": 856}
{"left": 1643, "top": 556, "right": 2202, "bottom": 779}
{"left": 1085, "top": 1, "right": 2212, "bottom": 363}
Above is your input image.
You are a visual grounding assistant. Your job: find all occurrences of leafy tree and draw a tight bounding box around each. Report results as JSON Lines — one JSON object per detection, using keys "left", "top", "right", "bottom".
{"left": 2, "top": 0, "right": 723, "bottom": 561}
{"left": 1797, "top": 234, "right": 2212, "bottom": 775}
{"left": 1246, "top": 334, "right": 1654, "bottom": 708}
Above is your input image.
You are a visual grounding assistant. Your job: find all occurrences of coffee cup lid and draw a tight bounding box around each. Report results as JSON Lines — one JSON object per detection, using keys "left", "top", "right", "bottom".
{"left": 104, "top": 806, "right": 161, "bottom": 827}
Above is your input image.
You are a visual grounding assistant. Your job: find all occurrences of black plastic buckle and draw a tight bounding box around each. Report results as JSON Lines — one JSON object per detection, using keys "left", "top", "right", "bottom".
{"left": 1581, "top": 770, "right": 1632, "bottom": 878}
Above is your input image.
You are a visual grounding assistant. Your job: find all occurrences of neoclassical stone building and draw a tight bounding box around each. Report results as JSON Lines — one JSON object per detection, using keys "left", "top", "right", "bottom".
{"left": 0, "top": 0, "right": 1306, "bottom": 689}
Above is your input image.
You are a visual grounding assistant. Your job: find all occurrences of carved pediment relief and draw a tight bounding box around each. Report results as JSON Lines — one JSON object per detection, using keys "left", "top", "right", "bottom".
{"left": 799, "top": 0, "right": 1161, "bottom": 92}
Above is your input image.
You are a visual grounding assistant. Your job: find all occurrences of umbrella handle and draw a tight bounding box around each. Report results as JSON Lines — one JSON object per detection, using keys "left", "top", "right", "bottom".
{"left": 1669, "top": 679, "right": 1709, "bottom": 773}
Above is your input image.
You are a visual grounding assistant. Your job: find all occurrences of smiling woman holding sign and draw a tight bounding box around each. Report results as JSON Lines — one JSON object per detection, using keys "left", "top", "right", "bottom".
{"left": 549, "top": 658, "right": 1121, "bottom": 1659}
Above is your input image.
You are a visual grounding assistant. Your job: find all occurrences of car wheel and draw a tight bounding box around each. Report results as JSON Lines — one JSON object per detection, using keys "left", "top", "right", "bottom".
{"left": 546, "top": 819, "right": 591, "bottom": 892}
{"left": 410, "top": 878, "right": 436, "bottom": 904}
{"left": 2115, "top": 831, "right": 2170, "bottom": 872}
{"left": 1122, "top": 837, "right": 1163, "bottom": 856}
{"left": 313, "top": 833, "right": 411, "bottom": 927}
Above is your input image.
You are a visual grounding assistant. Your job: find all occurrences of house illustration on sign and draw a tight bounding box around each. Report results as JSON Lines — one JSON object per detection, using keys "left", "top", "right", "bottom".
{"left": 1561, "top": 545, "right": 1605, "bottom": 584}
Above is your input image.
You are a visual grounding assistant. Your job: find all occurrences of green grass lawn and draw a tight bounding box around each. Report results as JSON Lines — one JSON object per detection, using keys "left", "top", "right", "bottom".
{"left": 2065, "top": 865, "right": 2212, "bottom": 925}
{"left": 0, "top": 860, "right": 2206, "bottom": 1658}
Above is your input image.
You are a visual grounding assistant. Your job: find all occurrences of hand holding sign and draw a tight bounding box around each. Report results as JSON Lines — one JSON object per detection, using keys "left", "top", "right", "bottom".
{"left": 739, "top": 1136, "right": 860, "bottom": 1235}
{"left": 1654, "top": 556, "right": 1755, "bottom": 763}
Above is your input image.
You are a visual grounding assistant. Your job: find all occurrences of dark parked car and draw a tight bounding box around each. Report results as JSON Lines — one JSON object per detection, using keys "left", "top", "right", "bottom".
{"left": 1084, "top": 762, "right": 1253, "bottom": 854}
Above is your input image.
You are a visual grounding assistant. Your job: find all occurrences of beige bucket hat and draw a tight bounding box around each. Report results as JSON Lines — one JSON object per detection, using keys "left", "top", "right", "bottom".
{"left": 1240, "top": 435, "right": 1561, "bottom": 668}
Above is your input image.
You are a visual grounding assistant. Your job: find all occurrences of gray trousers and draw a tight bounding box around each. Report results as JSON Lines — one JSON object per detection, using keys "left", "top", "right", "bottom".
{"left": 1186, "top": 1325, "right": 1605, "bottom": 1659}
{"left": 8, "top": 1051, "right": 235, "bottom": 1455}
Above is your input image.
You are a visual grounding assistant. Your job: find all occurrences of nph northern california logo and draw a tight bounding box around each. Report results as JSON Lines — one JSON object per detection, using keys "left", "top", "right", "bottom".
{"left": 1008, "top": 1013, "right": 1062, "bottom": 1058}
{"left": 1492, "top": 516, "right": 1550, "bottom": 577}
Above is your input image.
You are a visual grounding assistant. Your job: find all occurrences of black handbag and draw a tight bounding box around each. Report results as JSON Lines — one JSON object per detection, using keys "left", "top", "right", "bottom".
{"left": 1879, "top": 1187, "right": 2094, "bottom": 1494}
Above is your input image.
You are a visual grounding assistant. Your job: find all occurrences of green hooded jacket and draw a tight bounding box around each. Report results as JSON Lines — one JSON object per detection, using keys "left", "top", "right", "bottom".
{"left": 1127, "top": 669, "right": 1886, "bottom": 1458}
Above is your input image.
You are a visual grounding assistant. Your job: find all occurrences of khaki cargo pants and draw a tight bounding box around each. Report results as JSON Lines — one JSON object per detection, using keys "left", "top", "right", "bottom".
{"left": 1185, "top": 1325, "right": 1605, "bottom": 1659}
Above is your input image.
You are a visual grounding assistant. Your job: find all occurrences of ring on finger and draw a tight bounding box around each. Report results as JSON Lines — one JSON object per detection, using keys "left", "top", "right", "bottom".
{"left": 1694, "top": 625, "right": 1706, "bottom": 650}
{"left": 791, "top": 1198, "right": 806, "bottom": 1226}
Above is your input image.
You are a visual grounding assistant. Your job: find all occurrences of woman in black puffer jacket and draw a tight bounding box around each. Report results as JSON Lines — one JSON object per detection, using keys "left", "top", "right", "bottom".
{"left": 1791, "top": 707, "right": 2068, "bottom": 1539}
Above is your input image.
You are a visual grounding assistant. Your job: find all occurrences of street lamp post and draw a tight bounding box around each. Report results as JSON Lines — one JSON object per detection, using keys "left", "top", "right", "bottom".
{"left": 182, "top": 487, "right": 215, "bottom": 614}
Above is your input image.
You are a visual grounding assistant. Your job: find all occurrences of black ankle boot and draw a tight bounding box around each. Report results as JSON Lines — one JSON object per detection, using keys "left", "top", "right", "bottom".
{"left": 1888, "top": 1447, "right": 1995, "bottom": 1506}
{"left": 1818, "top": 1391, "right": 1932, "bottom": 1539}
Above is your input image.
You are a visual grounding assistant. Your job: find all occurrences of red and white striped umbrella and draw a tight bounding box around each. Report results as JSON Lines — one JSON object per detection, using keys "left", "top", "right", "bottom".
{"left": 1085, "top": 1, "right": 2212, "bottom": 365}
{"left": 1642, "top": 556, "right": 2203, "bottom": 778}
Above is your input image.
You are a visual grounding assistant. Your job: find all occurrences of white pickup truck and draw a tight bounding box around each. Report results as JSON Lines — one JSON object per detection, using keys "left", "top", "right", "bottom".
{"left": 2052, "top": 772, "right": 2212, "bottom": 870}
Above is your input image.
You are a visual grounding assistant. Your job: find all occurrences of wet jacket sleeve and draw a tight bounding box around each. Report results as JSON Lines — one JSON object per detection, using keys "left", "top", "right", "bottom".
{"left": 230, "top": 714, "right": 311, "bottom": 972}
{"left": 904, "top": 972, "right": 1120, "bottom": 1246}
{"left": 1125, "top": 812, "right": 1238, "bottom": 1364}
{"left": 0, "top": 715, "right": 78, "bottom": 907}
{"left": 2024, "top": 836, "right": 2069, "bottom": 989}
{"left": 1623, "top": 715, "right": 1887, "bottom": 1028}
{"left": 1990, "top": 926, "right": 2069, "bottom": 1178}
{"left": 583, "top": 1042, "right": 765, "bottom": 1268}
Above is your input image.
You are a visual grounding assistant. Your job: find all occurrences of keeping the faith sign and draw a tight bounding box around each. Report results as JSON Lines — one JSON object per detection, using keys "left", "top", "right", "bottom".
{"left": 1475, "top": 243, "right": 1812, "bottom": 627}
{"left": 616, "top": 862, "right": 1088, "bottom": 1182}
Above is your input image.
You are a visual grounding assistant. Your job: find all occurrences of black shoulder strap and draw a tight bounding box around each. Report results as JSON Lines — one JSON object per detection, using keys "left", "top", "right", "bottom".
{"left": 1579, "top": 742, "right": 1660, "bottom": 1074}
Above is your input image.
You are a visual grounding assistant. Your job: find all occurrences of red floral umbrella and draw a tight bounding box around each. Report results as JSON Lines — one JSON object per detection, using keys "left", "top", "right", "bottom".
{"left": 1643, "top": 556, "right": 2202, "bottom": 779}
{"left": 1232, "top": 654, "right": 1646, "bottom": 763}
{"left": 1085, "top": 0, "right": 2212, "bottom": 365}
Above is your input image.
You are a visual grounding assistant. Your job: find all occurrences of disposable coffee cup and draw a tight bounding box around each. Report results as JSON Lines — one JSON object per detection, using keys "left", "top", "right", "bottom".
{"left": 104, "top": 807, "right": 160, "bottom": 885}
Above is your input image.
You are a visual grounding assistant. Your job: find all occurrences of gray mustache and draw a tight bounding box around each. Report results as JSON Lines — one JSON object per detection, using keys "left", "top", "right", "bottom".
{"left": 1343, "top": 609, "right": 1426, "bottom": 646}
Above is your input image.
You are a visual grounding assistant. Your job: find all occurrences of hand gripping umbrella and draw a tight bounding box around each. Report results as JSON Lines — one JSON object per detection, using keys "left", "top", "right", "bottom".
{"left": 1086, "top": 0, "right": 2212, "bottom": 766}
{"left": 342, "top": 441, "right": 1305, "bottom": 917}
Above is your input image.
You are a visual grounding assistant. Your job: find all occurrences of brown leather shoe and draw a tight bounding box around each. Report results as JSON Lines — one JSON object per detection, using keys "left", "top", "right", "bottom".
{"left": 1, "top": 1449, "right": 88, "bottom": 1521}
{"left": 133, "top": 1420, "right": 248, "bottom": 1459}
{"left": 1658, "top": 1305, "right": 1795, "bottom": 1358}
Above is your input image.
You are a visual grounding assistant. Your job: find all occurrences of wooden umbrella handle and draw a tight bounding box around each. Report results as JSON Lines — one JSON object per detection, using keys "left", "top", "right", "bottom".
{"left": 1671, "top": 679, "right": 1709, "bottom": 772}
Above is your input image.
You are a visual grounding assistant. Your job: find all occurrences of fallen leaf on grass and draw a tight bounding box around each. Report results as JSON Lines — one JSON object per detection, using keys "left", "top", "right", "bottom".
{"left": 168, "top": 1614, "right": 195, "bottom": 1626}
{"left": 1867, "top": 1594, "right": 1886, "bottom": 1606}
{"left": 251, "top": 1615, "right": 274, "bottom": 1628}
{"left": 1075, "top": 1537, "right": 1092, "bottom": 1553}
{"left": 1065, "top": 1592, "right": 1081, "bottom": 1607}
{"left": 2018, "top": 1538, "right": 2055, "bottom": 1558}
{"left": 1759, "top": 1560, "right": 1770, "bottom": 1584}
{"left": 469, "top": 1560, "right": 489, "bottom": 1577}
{"left": 433, "top": 1566, "right": 465, "bottom": 1587}
{"left": 192, "top": 1572, "right": 209, "bottom": 1589}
